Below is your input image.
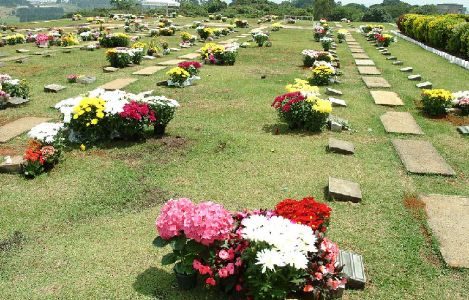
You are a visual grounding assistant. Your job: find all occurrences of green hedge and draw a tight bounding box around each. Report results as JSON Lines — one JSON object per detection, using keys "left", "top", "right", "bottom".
{"left": 397, "top": 14, "right": 469, "bottom": 59}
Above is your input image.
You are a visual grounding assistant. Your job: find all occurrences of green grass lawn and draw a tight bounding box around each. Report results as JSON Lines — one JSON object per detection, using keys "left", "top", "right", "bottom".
{"left": 0, "top": 20, "right": 468, "bottom": 299}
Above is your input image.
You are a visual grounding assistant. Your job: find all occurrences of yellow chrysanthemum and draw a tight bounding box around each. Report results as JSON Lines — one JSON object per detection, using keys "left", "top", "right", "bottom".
{"left": 286, "top": 79, "right": 320, "bottom": 94}
{"left": 311, "top": 98, "right": 332, "bottom": 114}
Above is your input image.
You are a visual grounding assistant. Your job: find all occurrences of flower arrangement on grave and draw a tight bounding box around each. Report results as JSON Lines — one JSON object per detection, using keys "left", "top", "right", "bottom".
{"left": 0, "top": 74, "right": 29, "bottom": 101}
{"left": 222, "top": 16, "right": 228, "bottom": 22}
{"left": 166, "top": 67, "right": 192, "bottom": 88}
{"left": 23, "top": 122, "right": 64, "bottom": 178}
{"left": 106, "top": 47, "right": 144, "bottom": 68}
{"left": 147, "top": 39, "right": 161, "bottom": 56}
{"left": 5, "top": 33, "right": 25, "bottom": 45}
{"left": 99, "top": 33, "right": 130, "bottom": 48}
{"left": 55, "top": 89, "right": 179, "bottom": 142}
{"left": 314, "top": 25, "right": 326, "bottom": 42}
{"left": 453, "top": 91, "right": 469, "bottom": 116}
{"left": 200, "top": 42, "right": 238, "bottom": 65}
{"left": 308, "top": 62, "right": 336, "bottom": 86}
{"left": 67, "top": 74, "right": 79, "bottom": 83}
{"left": 421, "top": 89, "right": 453, "bottom": 116}
{"left": 153, "top": 197, "right": 346, "bottom": 298}
{"left": 131, "top": 41, "right": 147, "bottom": 52}
{"left": 302, "top": 50, "right": 334, "bottom": 67}
{"left": 253, "top": 32, "right": 270, "bottom": 47}
{"left": 375, "top": 33, "right": 394, "bottom": 47}
{"left": 234, "top": 19, "right": 249, "bottom": 28}
{"left": 79, "top": 30, "right": 100, "bottom": 42}
{"left": 72, "top": 14, "right": 82, "bottom": 21}
{"left": 159, "top": 27, "right": 175, "bottom": 36}
{"left": 197, "top": 27, "right": 214, "bottom": 40}
{"left": 337, "top": 29, "right": 347, "bottom": 43}
{"left": 285, "top": 78, "right": 320, "bottom": 96}
{"left": 35, "top": 33, "right": 50, "bottom": 47}
{"left": 61, "top": 33, "right": 79, "bottom": 46}
{"left": 320, "top": 37, "right": 334, "bottom": 51}
{"left": 180, "top": 31, "right": 196, "bottom": 46}
{"left": 178, "top": 61, "right": 203, "bottom": 77}
{"left": 271, "top": 22, "right": 282, "bottom": 31}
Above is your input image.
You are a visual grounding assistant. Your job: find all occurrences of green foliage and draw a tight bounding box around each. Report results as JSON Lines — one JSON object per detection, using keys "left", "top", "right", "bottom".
{"left": 313, "top": 0, "right": 335, "bottom": 20}
{"left": 362, "top": 7, "right": 393, "bottom": 23}
{"left": 1, "top": 80, "right": 29, "bottom": 99}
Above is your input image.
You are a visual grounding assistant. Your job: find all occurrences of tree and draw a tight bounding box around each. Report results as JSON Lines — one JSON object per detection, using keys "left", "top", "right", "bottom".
{"left": 203, "top": 0, "right": 227, "bottom": 13}
{"left": 362, "top": 7, "right": 393, "bottom": 22}
{"left": 313, "top": 0, "right": 336, "bottom": 20}
{"left": 409, "top": 4, "right": 439, "bottom": 15}
{"left": 330, "top": 5, "right": 364, "bottom": 21}
{"left": 291, "top": 0, "right": 314, "bottom": 8}
{"left": 110, "top": 0, "right": 139, "bottom": 10}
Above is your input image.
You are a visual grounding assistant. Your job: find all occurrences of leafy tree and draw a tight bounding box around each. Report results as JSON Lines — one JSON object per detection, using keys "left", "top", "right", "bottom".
{"left": 203, "top": 0, "right": 227, "bottom": 13}
{"left": 291, "top": 0, "right": 314, "bottom": 9}
{"left": 362, "top": 7, "right": 393, "bottom": 22}
{"left": 313, "top": 0, "right": 335, "bottom": 20}
{"left": 409, "top": 4, "right": 439, "bottom": 15}
{"left": 110, "top": 0, "right": 139, "bottom": 10}
{"left": 330, "top": 3, "right": 366, "bottom": 21}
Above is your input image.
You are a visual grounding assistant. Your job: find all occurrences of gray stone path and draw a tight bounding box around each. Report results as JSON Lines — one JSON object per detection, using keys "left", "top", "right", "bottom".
{"left": 362, "top": 77, "right": 391, "bottom": 88}
{"left": 357, "top": 66, "right": 381, "bottom": 75}
{"left": 355, "top": 59, "right": 375, "bottom": 66}
{"left": 0, "top": 117, "right": 51, "bottom": 143}
{"left": 380, "top": 112, "right": 423, "bottom": 135}
{"left": 100, "top": 78, "right": 138, "bottom": 91}
{"left": 132, "top": 66, "right": 166, "bottom": 76}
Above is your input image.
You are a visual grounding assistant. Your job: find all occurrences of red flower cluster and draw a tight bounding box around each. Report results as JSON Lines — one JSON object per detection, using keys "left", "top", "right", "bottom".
{"left": 275, "top": 197, "right": 331, "bottom": 232}
{"left": 119, "top": 101, "right": 156, "bottom": 122}
{"left": 271, "top": 92, "right": 306, "bottom": 112}
{"left": 178, "top": 61, "right": 202, "bottom": 70}
{"left": 24, "top": 140, "right": 55, "bottom": 165}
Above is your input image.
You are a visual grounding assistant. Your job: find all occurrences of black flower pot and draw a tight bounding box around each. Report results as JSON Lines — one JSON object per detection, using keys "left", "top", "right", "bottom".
{"left": 174, "top": 271, "right": 197, "bottom": 290}
{"left": 154, "top": 124, "right": 166, "bottom": 137}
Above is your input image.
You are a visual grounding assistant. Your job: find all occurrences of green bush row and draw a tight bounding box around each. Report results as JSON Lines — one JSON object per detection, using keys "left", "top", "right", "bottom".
{"left": 397, "top": 14, "right": 469, "bottom": 59}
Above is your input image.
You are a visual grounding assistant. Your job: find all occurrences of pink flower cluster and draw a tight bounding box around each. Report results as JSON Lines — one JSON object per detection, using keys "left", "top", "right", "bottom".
{"left": 183, "top": 201, "right": 234, "bottom": 246}
{"left": 120, "top": 101, "right": 157, "bottom": 122}
{"left": 156, "top": 198, "right": 234, "bottom": 246}
{"left": 35, "top": 33, "right": 51, "bottom": 46}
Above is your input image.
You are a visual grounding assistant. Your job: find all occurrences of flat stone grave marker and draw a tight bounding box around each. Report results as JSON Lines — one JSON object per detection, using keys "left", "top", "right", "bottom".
{"left": 103, "top": 67, "right": 119, "bottom": 73}
{"left": 337, "top": 250, "right": 366, "bottom": 289}
{"left": 417, "top": 82, "right": 432, "bottom": 89}
{"left": 457, "top": 125, "right": 469, "bottom": 135}
{"left": 178, "top": 53, "right": 200, "bottom": 60}
{"left": 355, "top": 59, "right": 375, "bottom": 66}
{"left": 328, "top": 97, "right": 347, "bottom": 107}
{"left": 357, "top": 66, "right": 381, "bottom": 75}
{"left": 408, "top": 74, "right": 422, "bottom": 81}
{"left": 351, "top": 48, "right": 365, "bottom": 53}
{"left": 352, "top": 53, "right": 369, "bottom": 59}
{"left": 0, "top": 55, "right": 29, "bottom": 62}
{"left": 400, "top": 67, "right": 413, "bottom": 72}
{"left": 0, "top": 117, "right": 52, "bottom": 143}
{"left": 392, "top": 139, "right": 455, "bottom": 176}
{"left": 370, "top": 91, "right": 404, "bottom": 106}
{"left": 328, "top": 138, "right": 354, "bottom": 154}
{"left": 392, "top": 61, "right": 404, "bottom": 65}
{"left": 326, "top": 88, "right": 343, "bottom": 96}
{"left": 386, "top": 56, "right": 397, "bottom": 60}
{"left": 132, "top": 66, "right": 166, "bottom": 76}
{"left": 382, "top": 52, "right": 392, "bottom": 56}
{"left": 347, "top": 42, "right": 359, "bottom": 45}
{"left": 7, "top": 97, "right": 29, "bottom": 106}
{"left": 380, "top": 112, "right": 423, "bottom": 135}
{"left": 77, "top": 76, "right": 96, "bottom": 84}
{"left": 0, "top": 155, "right": 24, "bottom": 174}
{"left": 169, "top": 48, "right": 181, "bottom": 52}
{"left": 143, "top": 55, "right": 156, "bottom": 60}
{"left": 219, "top": 39, "right": 238, "bottom": 44}
{"left": 157, "top": 59, "right": 187, "bottom": 66}
{"left": 16, "top": 49, "right": 29, "bottom": 53}
{"left": 362, "top": 76, "right": 391, "bottom": 88}
{"left": 421, "top": 194, "right": 469, "bottom": 268}
{"left": 100, "top": 78, "right": 138, "bottom": 91}
{"left": 44, "top": 84, "right": 66, "bottom": 93}
{"left": 328, "top": 177, "right": 362, "bottom": 203}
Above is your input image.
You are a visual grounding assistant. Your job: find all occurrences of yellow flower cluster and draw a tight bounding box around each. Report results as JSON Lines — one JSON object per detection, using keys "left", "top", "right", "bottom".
{"left": 6, "top": 33, "right": 25, "bottom": 42}
{"left": 310, "top": 98, "right": 332, "bottom": 114}
{"left": 166, "top": 67, "right": 190, "bottom": 79}
{"left": 272, "top": 23, "right": 282, "bottom": 28}
{"left": 312, "top": 65, "right": 334, "bottom": 76}
{"left": 338, "top": 29, "right": 348, "bottom": 35}
{"left": 86, "top": 17, "right": 94, "bottom": 22}
{"left": 200, "top": 43, "right": 225, "bottom": 58}
{"left": 180, "top": 31, "right": 192, "bottom": 40}
{"left": 203, "top": 28, "right": 215, "bottom": 35}
{"left": 285, "top": 79, "right": 319, "bottom": 94}
{"left": 115, "top": 33, "right": 130, "bottom": 39}
{"left": 106, "top": 48, "right": 117, "bottom": 57}
{"left": 62, "top": 33, "right": 79, "bottom": 46}
{"left": 132, "top": 41, "right": 147, "bottom": 49}
{"left": 72, "top": 97, "right": 106, "bottom": 126}
{"left": 422, "top": 89, "right": 453, "bottom": 101}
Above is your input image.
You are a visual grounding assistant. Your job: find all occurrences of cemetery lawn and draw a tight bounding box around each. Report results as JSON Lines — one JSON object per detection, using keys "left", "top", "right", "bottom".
{"left": 1, "top": 21, "right": 468, "bottom": 299}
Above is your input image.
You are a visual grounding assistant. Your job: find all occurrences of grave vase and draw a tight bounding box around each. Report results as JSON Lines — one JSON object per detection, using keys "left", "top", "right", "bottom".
{"left": 154, "top": 124, "right": 166, "bottom": 137}
{"left": 174, "top": 269, "right": 197, "bottom": 290}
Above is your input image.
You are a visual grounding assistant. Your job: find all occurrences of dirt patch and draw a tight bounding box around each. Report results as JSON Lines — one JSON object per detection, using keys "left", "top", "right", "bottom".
{"left": 0, "top": 146, "right": 23, "bottom": 156}
{"left": 0, "top": 231, "right": 24, "bottom": 252}
{"left": 403, "top": 195, "right": 442, "bottom": 267}
{"left": 7, "top": 65, "right": 44, "bottom": 77}
{"left": 149, "top": 136, "right": 189, "bottom": 151}
{"left": 130, "top": 187, "right": 172, "bottom": 211}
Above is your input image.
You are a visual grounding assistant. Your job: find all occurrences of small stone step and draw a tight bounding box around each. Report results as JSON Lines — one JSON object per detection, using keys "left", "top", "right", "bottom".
{"left": 0, "top": 155, "right": 24, "bottom": 174}
{"left": 400, "top": 67, "right": 413, "bottom": 72}
{"left": 103, "top": 67, "right": 119, "bottom": 73}
{"left": 417, "top": 81, "right": 432, "bottom": 89}
{"left": 77, "top": 76, "right": 96, "bottom": 85}
{"left": 457, "top": 125, "right": 469, "bottom": 135}
{"left": 326, "top": 88, "right": 343, "bottom": 96}
{"left": 382, "top": 52, "right": 391, "bottom": 56}
{"left": 408, "top": 74, "right": 422, "bottom": 81}
{"left": 392, "top": 61, "right": 404, "bottom": 65}
{"left": 386, "top": 56, "right": 397, "bottom": 61}
{"left": 44, "top": 84, "right": 66, "bottom": 93}
{"left": 328, "top": 177, "right": 362, "bottom": 203}
{"left": 7, "top": 97, "right": 29, "bottom": 107}
{"left": 328, "top": 97, "right": 347, "bottom": 107}
{"left": 337, "top": 250, "right": 366, "bottom": 289}
{"left": 328, "top": 138, "right": 355, "bottom": 154}
{"left": 16, "top": 49, "right": 29, "bottom": 53}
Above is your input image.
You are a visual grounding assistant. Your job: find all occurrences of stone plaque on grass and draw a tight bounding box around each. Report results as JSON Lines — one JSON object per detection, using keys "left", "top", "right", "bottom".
{"left": 392, "top": 61, "right": 404, "bottom": 65}
{"left": 457, "top": 125, "right": 469, "bottom": 135}
{"left": 386, "top": 56, "right": 397, "bottom": 60}
{"left": 0, "top": 117, "right": 51, "bottom": 143}
{"left": 100, "top": 78, "right": 138, "bottom": 91}
{"left": 178, "top": 53, "right": 201, "bottom": 60}
{"left": 44, "top": 84, "right": 66, "bottom": 93}
{"left": 351, "top": 48, "right": 365, "bottom": 53}
{"left": 392, "top": 139, "right": 455, "bottom": 176}
{"left": 132, "top": 66, "right": 166, "bottom": 76}
{"left": 328, "top": 177, "right": 362, "bottom": 203}
{"left": 357, "top": 66, "right": 381, "bottom": 75}
{"left": 103, "top": 67, "right": 119, "bottom": 73}
{"left": 328, "top": 97, "right": 347, "bottom": 107}
{"left": 400, "top": 67, "right": 413, "bottom": 72}
{"left": 16, "top": 49, "right": 29, "bottom": 53}
{"left": 157, "top": 59, "right": 187, "bottom": 66}
{"left": 370, "top": 91, "right": 404, "bottom": 106}
{"left": 337, "top": 250, "right": 366, "bottom": 289}
{"left": 77, "top": 76, "right": 96, "bottom": 84}
{"left": 328, "top": 138, "right": 355, "bottom": 154}
{"left": 0, "top": 155, "right": 24, "bottom": 174}
{"left": 421, "top": 194, "right": 469, "bottom": 268}
{"left": 380, "top": 112, "right": 423, "bottom": 135}
{"left": 352, "top": 53, "right": 369, "bottom": 59}
{"left": 408, "top": 74, "right": 422, "bottom": 81}
{"left": 326, "top": 88, "right": 343, "bottom": 96}
{"left": 355, "top": 59, "right": 375, "bottom": 66}
{"left": 362, "top": 77, "right": 391, "bottom": 88}
{"left": 417, "top": 82, "right": 432, "bottom": 89}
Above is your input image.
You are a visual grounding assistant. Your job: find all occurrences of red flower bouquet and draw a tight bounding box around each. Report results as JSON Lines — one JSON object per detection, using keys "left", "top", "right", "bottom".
{"left": 118, "top": 101, "right": 157, "bottom": 139}
{"left": 275, "top": 197, "right": 331, "bottom": 233}
{"left": 23, "top": 140, "right": 60, "bottom": 178}
{"left": 178, "top": 61, "right": 202, "bottom": 77}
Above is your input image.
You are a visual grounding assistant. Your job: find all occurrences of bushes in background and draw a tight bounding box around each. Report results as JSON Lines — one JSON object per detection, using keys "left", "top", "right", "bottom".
{"left": 398, "top": 14, "right": 469, "bottom": 59}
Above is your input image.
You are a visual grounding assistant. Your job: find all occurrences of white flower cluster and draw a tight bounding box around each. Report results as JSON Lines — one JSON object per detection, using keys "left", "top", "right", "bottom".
{"left": 302, "top": 49, "right": 333, "bottom": 59}
{"left": 452, "top": 90, "right": 469, "bottom": 105}
{"left": 242, "top": 215, "right": 317, "bottom": 273}
{"left": 225, "top": 42, "right": 240, "bottom": 53}
{"left": 28, "top": 122, "right": 64, "bottom": 144}
{"left": 113, "top": 47, "right": 143, "bottom": 57}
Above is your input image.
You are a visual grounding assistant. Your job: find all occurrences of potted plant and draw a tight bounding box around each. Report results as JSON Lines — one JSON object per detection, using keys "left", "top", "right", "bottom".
{"left": 141, "top": 95, "right": 180, "bottom": 137}
{"left": 320, "top": 37, "right": 333, "bottom": 51}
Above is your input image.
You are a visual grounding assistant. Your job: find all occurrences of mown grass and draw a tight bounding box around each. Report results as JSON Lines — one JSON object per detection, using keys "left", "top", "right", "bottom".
{"left": 0, "top": 21, "right": 468, "bottom": 299}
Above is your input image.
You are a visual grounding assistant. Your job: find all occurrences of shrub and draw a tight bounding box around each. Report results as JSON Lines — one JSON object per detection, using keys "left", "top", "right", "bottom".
{"left": 99, "top": 33, "right": 130, "bottom": 48}
{"left": 421, "top": 89, "right": 453, "bottom": 116}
